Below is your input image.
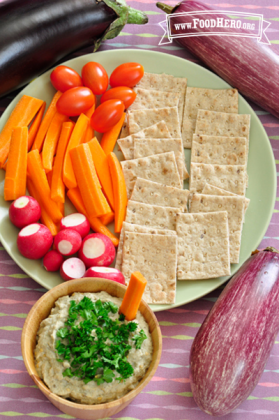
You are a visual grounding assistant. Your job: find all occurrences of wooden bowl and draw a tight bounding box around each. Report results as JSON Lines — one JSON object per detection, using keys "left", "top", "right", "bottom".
{"left": 21, "top": 278, "right": 162, "bottom": 420}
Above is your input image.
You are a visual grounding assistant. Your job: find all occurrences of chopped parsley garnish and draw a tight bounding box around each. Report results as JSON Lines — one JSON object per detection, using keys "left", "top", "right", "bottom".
{"left": 55, "top": 296, "right": 147, "bottom": 385}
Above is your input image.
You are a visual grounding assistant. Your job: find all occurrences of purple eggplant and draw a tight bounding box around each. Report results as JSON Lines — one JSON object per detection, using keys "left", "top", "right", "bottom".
{"left": 0, "top": 0, "right": 147, "bottom": 97}
{"left": 157, "top": 1, "right": 279, "bottom": 119}
{"left": 189, "top": 248, "right": 279, "bottom": 416}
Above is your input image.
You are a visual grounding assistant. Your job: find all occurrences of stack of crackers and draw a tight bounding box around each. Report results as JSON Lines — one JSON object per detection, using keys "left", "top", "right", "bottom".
{"left": 115, "top": 74, "right": 251, "bottom": 306}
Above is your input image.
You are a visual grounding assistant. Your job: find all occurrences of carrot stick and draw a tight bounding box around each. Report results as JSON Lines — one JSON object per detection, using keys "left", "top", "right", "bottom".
{"left": 67, "top": 188, "right": 119, "bottom": 246}
{"left": 51, "top": 121, "right": 74, "bottom": 203}
{"left": 99, "top": 211, "right": 114, "bottom": 226}
{"left": 87, "top": 138, "right": 115, "bottom": 210}
{"left": 119, "top": 272, "right": 147, "bottom": 321}
{"left": 57, "top": 201, "right": 64, "bottom": 217}
{"left": 31, "top": 91, "right": 63, "bottom": 152}
{"left": 42, "top": 112, "right": 68, "bottom": 173}
{"left": 70, "top": 143, "right": 111, "bottom": 218}
{"left": 0, "top": 96, "right": 44, "bottom": 167}
{"left": 84, "top": 103, "right": 95, "bottom": 119}
{"left": 82, "top": 124, "right": 95, "bottom": 144}
{"left": 27, "top": 149, "right": 63, "bottom": 223}
{"left": 27, "top": 178, "right": 59, "bottom": 236}
{"left": 4, "top": 127, "right": 28, "bottom": 201}
{"left": 46, "top": 168, "right": 53, "bottom": 187}
{"left": 63, "top": 113, "right": 89, "bottom": 190}
{"left": 107, "top": 152, "right": 128, "bottom": 233}
{"left": 100, "top": 112, "right": 125, "bottom": 155}
{"left": 28, "top": 102, "right": 46, "bottom": 150}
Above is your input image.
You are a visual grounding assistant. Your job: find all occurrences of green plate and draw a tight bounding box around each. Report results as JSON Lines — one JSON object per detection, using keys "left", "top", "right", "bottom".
{"left": 0, "top": 49, "right": 276, "bottom": 312}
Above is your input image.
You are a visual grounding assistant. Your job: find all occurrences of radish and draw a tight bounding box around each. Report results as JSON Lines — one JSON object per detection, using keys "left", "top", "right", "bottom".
{"left": 17, "top": 223, "right": 52, "bottom": 259}
{"left": 189, "top": 247, "right": 279, "bottom": 416}
{"left": 60, "top": 257, "right": 86, "bottom": 281}
{"left": 54, "top": 229, "right": 82, "bottom": 256}
{"left": 9, "top": 196, "right": 41, "bottom": 228}
{"left": 60, "top": 213, "right": 90, "bottom": 238}
{"left": 43, "top": 250, "right": 64, "bottom": 272}
{"left": 78, "top": 233, "right": 115, "bottom": 268}
{"left": 83, "top": 267, "right": 125, "bottom": 285}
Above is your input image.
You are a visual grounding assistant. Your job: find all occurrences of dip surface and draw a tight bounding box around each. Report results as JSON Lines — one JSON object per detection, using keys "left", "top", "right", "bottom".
{"left": 34, "top": 291, "right": 153, "bottom": 405}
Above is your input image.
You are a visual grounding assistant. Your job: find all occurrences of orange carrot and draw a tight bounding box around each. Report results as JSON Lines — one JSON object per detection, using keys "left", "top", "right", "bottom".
{"left": 107, "top": 152, "right": 128, "bottom": 233}
{"left": 28, "top": 102, "right": 46, "bottom": 150}
{"left": 4, "top": 127, "right": 28, "bottom": 201}
{"left": 82, "top": 124, "right": 95, "bottom": 144}
{"left": 42, "top": 112, "right": 68, "bottom": 173}
{"left": 0, "top": 95, "right": 44, "bottom": 167}
{"left": 119, "top": 272, "right": 147, "bottom": 321}
{"left": 46, "top": 168, "right": 53, "bottom": 187}
{"left": 100, "top": 112, "right": 126, "bottom": 155}
{"left": 27, "top": 149, "right": 63, "bottom": 223}
{"left": 51, "top": 121, "right": 74, "bottom": 203}
{"left": 67, "top": 188, "right": 119, "bottom": 246}
{"left": 70, "top": 143, "right": 111, "bottom": 218}
{"left": 27, "top": 178, "right": 59, "bottom": 236}
{"left": 87, "top": 138, "right": 115, "bottom": 209}
{"left": 63, "top": 113, "right": 89, "bottom": 190}
{"left": 57, "top": 201, "right": 64, "bottom": 217}
{"left": 99, "top": 211, "right": 114, "bottom": 226}
{"left": 84, "top": 103, "right": 95, "bottom": 119}
{"left": 31, "top": 91, "right": 63, "bottom": 152}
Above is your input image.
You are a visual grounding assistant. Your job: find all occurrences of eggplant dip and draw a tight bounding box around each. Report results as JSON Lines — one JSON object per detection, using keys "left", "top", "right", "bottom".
{"left": 34, "top": 291, "right": 153, "bottom": 405}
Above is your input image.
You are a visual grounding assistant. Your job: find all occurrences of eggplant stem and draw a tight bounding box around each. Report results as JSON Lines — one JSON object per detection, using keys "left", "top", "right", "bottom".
{"left": 127, "top": 7, "right": 148, "bottom": 24}
{"left": 156, "top": 2, "right": 174, "bottom": 14}
{"left": 264, "top": 247, "right": 279, "bottom": 254}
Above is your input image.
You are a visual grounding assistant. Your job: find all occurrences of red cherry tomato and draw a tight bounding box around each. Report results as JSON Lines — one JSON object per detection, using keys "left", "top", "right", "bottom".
{"left": 110, "top": 63, "right": 144, "bottom": 88}
{"left": 50, "top": 65, "right": 83, "bottom": 92}
{"left": 91, "top": 100, "right": 125, "bottom": 133}
{"left": 101, "top": 86, "right": 136, "bottom": 109}
{"left": 82, "top": 62, "right": 108, "bottom": 95}
{"left": 56, "top": 87, "right": 95, "bottom": 116}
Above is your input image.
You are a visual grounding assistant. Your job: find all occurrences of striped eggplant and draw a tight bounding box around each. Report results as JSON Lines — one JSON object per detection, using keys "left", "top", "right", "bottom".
{"left": 157, "top": 1, "right": 279, "bottom": 119}
{"left": 189, "top": 248, "right": 279, "bottom": 416}
{"left": 0, "top": 0, "right": 147, "bottom": 97}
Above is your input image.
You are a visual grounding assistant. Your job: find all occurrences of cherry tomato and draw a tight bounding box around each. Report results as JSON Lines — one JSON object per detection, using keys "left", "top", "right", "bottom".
{"left": 56, "top": 87, "right": 95, "bottom": 116}
{"left": 50, "top": 65, "right": 83, "bottom": 92}
{"left": 82, "top": 62, "right": 108, "bottom": 95}
{"left": 91, "top": 100, "right": 125, "bottom": 133}
{"left": 101, "top": 86, "right": 136, "bottom": 109}
{"left": 110, "top": 63, "right": 144, "bottom": 88}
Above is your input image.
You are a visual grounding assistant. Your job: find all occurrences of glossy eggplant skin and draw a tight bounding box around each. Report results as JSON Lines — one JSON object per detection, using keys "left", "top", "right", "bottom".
{"left": 190, "top": 249, "right": 279, "bottom": 416}
{"left": 0, "top": 0, "right": 116, "bottom": 97}
{"left": 157, "top": 1, "right": 279, "bottom": 119}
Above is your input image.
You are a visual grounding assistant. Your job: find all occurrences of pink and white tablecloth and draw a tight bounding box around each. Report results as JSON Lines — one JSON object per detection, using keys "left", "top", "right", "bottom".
{"left": 1, "top": 1, "right": 279, "bottom": 419}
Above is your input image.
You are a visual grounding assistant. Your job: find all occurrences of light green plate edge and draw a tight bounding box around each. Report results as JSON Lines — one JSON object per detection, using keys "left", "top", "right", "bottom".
{"left": 0, "top": 49, "right": 276, "bottom": 312}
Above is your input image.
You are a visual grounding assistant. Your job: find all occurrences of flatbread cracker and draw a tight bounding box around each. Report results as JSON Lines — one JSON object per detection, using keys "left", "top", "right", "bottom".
{"left": 176, "top": 211, "right": 231, "bottom": 280}
{"left": 202, "top": 183, "right": 250, "bottom": 213}
{"left": 121, "top": 152, "right": 182, "bottom": 198}
{"left": 118, "top": 121, "right": 171, "bottom": 160}
{"left": 128, "top": 107, "right": 181, "bottom": 138}
{"left": 125, "top": 200, "right": 181, "bottom": 231}
{"left": 136, "top": 72, "right": 187, "bottom": 126}
{"left": 130, "top": 88, "right": 180, "bottom": 112}
{"left": 191, "top": 134, "right": 247, "bottom": 166}
{"left": 134, "top": 138, "right": 188, "bottom": 181}
{"left": 190, "top": 162, "right": 246, "bottom": 196}
{"left": 115, "top": 222, "right": 176, "bottom": 271}
{"left": 182, "top": 88, "right": 238, "bottom": 148}
{"left": 189, "top": 193, "right": 245, "bottom": 264}
{"left": 130, "top": 178, "right": 190, "bottom": 211}
{"left": 121, "top": 232, "right": 177, "bottom": 304}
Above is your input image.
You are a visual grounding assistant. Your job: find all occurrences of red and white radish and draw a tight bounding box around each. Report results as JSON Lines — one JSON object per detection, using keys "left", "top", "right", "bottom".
{"left": 190, "top": 248, "right": 279, "bottom": 416}
{"left": 60, "top": 213, "right": 90, "bottom": 238}
{"left": 43, "top": 250, "right": 64, "bottom": 272}
{"left": 54, "top": 229, "right": 82, "bottom": 256}
{"left": 78, "top": 233, "right": 115, "bottom": 268}
{"left": 60, "top": 257, "right": 86, "bottom": 280}
{"left": 9, "top": 196, "right": 41, "bottom": 228}
{"left": 17, "top": 223, "right": 52, "bottom": 259}
{"left": 84, "top": 267, "right": 125, "bottom": 284}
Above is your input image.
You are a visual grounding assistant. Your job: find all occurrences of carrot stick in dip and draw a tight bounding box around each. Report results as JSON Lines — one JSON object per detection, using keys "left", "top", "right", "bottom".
{"left": 119, "top": 272, "right": 147, "bottom": 321}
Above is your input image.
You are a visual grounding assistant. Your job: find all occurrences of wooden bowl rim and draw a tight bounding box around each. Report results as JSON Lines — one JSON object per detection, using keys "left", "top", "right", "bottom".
{"left": 21, "top": 277, "right": 162, "bottom": 412}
